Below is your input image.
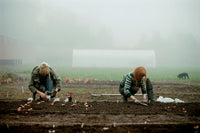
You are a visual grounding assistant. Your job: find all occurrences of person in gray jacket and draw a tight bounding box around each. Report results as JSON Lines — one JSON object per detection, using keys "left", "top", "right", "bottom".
{"left": 28, "top": 62, "right": 61, "bottom": 100}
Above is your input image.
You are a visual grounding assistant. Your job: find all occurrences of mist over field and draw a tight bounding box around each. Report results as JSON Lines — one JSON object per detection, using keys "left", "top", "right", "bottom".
{"left": 0, "top": 0, "right": 200, "bottom": 68}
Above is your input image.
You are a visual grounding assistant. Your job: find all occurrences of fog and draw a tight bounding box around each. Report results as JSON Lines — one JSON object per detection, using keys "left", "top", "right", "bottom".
{"left": 0, "top": 0, "right": 200, "bottom": 68}
{"left": 72, "top": 49, "right": 156, "bottom": 68}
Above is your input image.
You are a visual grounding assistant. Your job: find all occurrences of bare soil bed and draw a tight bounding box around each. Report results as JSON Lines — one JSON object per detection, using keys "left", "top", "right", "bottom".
{"left": 0, "top": 100, "right": 200, "bottom": 133}
{"left": 0, "top": 80, "right": 200, "bottom": 132}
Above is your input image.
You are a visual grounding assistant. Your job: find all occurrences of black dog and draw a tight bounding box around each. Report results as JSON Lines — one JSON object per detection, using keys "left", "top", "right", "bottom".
{"left": 177, "top": 72, "right": 190, "bottom": 79}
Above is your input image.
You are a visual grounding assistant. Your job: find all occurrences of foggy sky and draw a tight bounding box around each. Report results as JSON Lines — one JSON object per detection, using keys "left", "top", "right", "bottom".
{"left": 72, "top": 49, "right": 156, "bottom": 68}
{"left": 0, "top": 0, "right": 200, "bottom": 67}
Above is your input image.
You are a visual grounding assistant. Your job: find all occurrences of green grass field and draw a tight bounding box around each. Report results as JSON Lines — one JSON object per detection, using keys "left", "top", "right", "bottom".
{"left": 1, "top": 65, "right": 199, "bottom": 82}
{"left": 57, "top": 67, "right": 200, "bottom": 82}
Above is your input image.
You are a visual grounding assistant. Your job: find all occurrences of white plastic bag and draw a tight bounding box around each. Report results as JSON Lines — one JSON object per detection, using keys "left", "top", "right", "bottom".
{"left": 157, "top": 96, "right": 174, "bottom": 103}
{"left": 53, "top": 98, "right": 60, "bottom": 102}
{"left": 174, "top": 98, "right": 184, "bottom": 103}
{"left": 64, "top": 98, "right": 69, "bottom": 102}
{"left": 46, "top": 95, "right": 51, "bottom": 101}
{"left": 157, "top": 96, "right": 184, "bottom": 103}
{"left": 27, "top": 97, "right": 33, "bottom": 101}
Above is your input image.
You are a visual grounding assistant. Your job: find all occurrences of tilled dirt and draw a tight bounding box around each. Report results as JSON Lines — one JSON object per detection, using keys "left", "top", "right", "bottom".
{"left": 0, "top": 100, "right": 200, "bottom": 133}
{"left": 1, "top": 80, "right": 200, "bottom": 102}
{"left": 1, "top": 101, "right": 199, "bottom": 116}
{"left": 0, "top": 81, "right": 200, "bottom": 132}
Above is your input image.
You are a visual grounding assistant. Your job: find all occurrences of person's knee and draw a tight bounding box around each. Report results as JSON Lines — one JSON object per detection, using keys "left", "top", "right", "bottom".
{"left": 146, "top": 78, "right": 153, "bottom": 91}
{"left": 46, "top": 78, "right": 53, "bottom": 85}
{"left": 130, "top": 86, "right": 139, "bottom": 95}
{"left": 146, "top": 78, "right": 152, "bottom": 86}
{"left": 46, "top": 79, "right": 53, "bottom": 92}
{"left": 119, "top": 87, "right": 125, "bottom": 95}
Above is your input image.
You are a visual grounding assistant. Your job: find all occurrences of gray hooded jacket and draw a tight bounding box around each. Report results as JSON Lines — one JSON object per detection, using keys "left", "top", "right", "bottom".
{"left": 28, "top": 66, "right": 61, "bottom": 93}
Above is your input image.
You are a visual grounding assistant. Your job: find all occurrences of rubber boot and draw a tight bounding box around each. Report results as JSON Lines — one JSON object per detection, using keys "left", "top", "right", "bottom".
{"left": 147, "top": 90, "right": 157, "bottom": 102}
{"left": 146, "top": 78, "right": 157, "bottom": 103}
{"left": 122, "top": 95, "right": 128, "bottom": 102}
{"left": 33, "top": 92, "right": 36, "bottom": 101}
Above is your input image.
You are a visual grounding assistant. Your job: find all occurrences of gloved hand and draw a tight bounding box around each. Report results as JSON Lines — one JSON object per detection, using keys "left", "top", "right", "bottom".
{"left": 51, "top": 88, "right": 61, "bottom": 98}
{"left": 133, "top": 99, "right": 140, "bottom": 103}
{"left": 51, "top": 91, "right": 57, "bottom": 98}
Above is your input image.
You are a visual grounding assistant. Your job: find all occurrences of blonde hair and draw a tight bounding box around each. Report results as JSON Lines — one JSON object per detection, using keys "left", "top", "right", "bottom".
{"left": 39, "top": 62, "right": 50, "bottom": 76}
{"left": 133, "top": 66, "right": 147, "bottom": 86}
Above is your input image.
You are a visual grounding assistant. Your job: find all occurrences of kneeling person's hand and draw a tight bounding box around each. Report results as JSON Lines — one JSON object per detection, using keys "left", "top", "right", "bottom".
{"left": 134, "top": 99, "right": 140, "bottom": 103}
{"left": 51, "top": 91, "right": 57, "bottom": 98}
